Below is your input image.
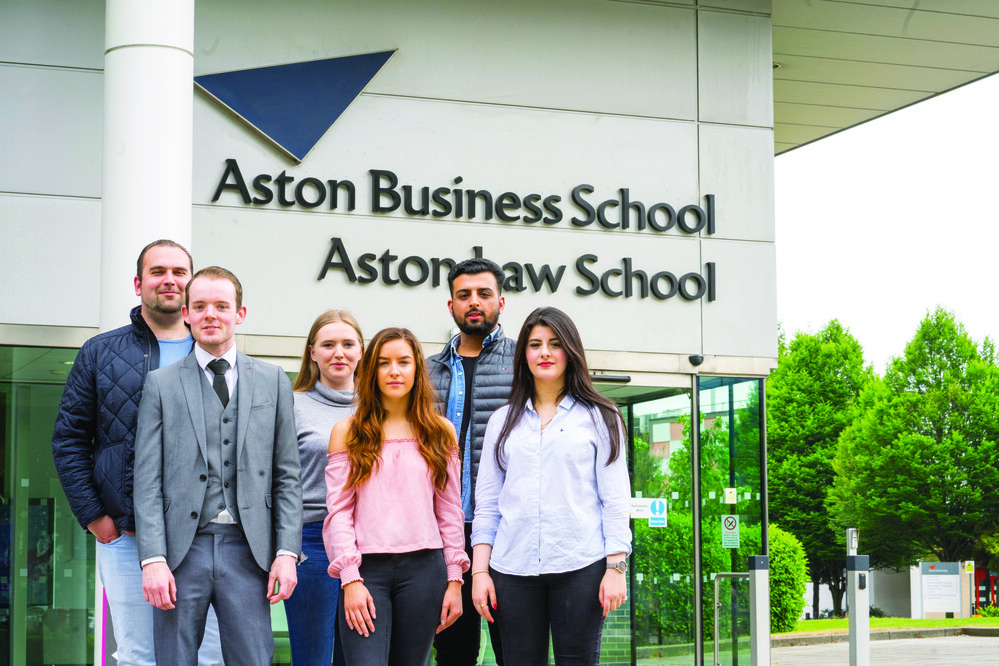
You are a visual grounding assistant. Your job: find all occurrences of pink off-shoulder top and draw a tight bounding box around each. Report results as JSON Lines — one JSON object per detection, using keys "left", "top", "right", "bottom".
{"left": 323, "top": 438, "right": 469, "bottom": 587}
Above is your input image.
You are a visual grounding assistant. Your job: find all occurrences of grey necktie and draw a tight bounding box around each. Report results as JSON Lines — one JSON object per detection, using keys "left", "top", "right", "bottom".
{"left": 207, "top": 358, "right": 230, "bottom": 407}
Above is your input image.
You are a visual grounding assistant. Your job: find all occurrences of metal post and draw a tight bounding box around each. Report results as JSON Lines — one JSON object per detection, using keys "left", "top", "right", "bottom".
{"left": 748, "top": 556, "right": 770, "bottom": 666}
{"left": 847, "top": 554, "right": 870, "bottom": 666}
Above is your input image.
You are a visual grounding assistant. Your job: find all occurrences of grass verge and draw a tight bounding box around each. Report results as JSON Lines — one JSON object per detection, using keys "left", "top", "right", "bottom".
{"left": 778, "top": 616, "right": 999, "bottom": 635}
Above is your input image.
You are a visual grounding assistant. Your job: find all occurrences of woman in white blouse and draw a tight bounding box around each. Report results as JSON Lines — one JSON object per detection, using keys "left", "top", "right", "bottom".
{"left": 470, "top": 306, "right": 632, "bottom": 666}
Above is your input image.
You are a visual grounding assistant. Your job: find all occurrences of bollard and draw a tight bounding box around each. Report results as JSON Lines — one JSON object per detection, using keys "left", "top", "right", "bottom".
{"left": 847, "top": 554, "right": 870, "bottom": 666}
{"left": 748, "top": 556, "right": 770, "bottom": 666}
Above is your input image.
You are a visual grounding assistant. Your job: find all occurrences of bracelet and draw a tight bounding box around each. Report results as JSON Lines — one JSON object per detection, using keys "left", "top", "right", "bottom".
{"left": 471, "top": 569, "right": 490, "bottom": 576}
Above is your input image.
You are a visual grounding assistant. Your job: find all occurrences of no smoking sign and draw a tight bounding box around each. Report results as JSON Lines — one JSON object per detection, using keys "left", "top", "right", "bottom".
{"left": 721, "top": 514, "right": 740, "bottom": 549}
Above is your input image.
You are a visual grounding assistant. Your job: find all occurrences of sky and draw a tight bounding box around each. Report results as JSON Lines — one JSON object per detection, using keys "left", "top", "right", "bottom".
{"left": 775, "top": 73, "right": 999, "bottom": 373}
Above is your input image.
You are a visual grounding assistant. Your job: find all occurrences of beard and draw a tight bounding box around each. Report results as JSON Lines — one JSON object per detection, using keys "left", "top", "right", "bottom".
{"left": 147, "top": 294, "right": 183, "bottom": 315}
{"left": 455, "top": 310, "right": 498, "bottom": 337}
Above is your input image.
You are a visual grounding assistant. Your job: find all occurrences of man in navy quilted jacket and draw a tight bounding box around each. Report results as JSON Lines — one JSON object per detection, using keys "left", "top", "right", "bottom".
{"left": 52, "top": 239, "right": 222, "bottom": 666}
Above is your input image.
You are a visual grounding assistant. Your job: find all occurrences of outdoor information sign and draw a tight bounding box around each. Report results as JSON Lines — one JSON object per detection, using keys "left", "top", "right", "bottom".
{"left": 921, "top": 562, "right": 961, "bottom": 615}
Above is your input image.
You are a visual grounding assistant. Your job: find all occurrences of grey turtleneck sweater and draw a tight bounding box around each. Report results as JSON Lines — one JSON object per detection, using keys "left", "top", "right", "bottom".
{"left": 294, "top": 382, "right": 355, "bottom": 524}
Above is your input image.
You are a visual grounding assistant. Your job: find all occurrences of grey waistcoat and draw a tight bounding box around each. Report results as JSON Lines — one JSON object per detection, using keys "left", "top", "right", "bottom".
{"left": 199, "top": 378, "right": 240, "bottom": 528}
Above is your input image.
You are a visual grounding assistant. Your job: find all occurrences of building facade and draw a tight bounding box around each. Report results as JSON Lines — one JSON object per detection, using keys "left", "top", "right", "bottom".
{"left": 2, "top": 1, "right": 778, "bottom": 663}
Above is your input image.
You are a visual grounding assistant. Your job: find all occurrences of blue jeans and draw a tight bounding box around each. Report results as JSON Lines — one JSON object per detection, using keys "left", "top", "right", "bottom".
{"left": 283, "top": 521, "right": 346, "bottom": 666}
{"left": 337, "top": 549, "right": 447, "bottom": 666}
{"left": 97, "top": 533, "right": 223, "bottom": 666}
{"left": 491, "top": 559, "right": 606, "bottom": 666}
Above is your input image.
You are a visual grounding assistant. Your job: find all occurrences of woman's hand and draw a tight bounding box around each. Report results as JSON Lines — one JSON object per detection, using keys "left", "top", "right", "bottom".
{"left": 599, "top": 569, "right": 627, "bottom": 618}
{"left": 437, "top": 580, "right": 463, "bottom": 633}
{"left": 471, "top": 571, "right": 497, "bottom": 623}
{"left": 343, "top": 581, "right": 377, "bottom": 636}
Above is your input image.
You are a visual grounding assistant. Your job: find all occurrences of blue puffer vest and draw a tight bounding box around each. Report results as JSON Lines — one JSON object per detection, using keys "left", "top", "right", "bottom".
{"left": 52, "top": 306, "right": 166, "bottom": 533}
{"left": 428, "top": 326, "right": 516, "bottom": 516}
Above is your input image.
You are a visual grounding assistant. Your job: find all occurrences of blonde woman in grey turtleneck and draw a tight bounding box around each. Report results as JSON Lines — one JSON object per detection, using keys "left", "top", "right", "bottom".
{"left": 285, "top": 311, "right": 364, "bottom": 666}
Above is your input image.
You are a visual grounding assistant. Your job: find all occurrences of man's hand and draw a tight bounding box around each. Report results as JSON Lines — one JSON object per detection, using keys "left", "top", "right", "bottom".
{"left": 87, "top": 515, "right": 120, "bottom": 544}
{"left": 266, "top": 554, "right": 297, "bottom": 605}
{"left": 437, "top": 580, "right": 463, "bottom": 633}
{"left": 142, "top": 561, "right": 177, "bottom": 610}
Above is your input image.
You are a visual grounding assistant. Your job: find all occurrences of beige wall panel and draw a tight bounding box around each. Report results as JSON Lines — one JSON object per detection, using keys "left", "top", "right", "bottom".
{"left": 772, "top": 55, "right": 971, "bottom": 92}
{"left": 194, "top": 94, "right": 702, "bottom": 226}
{"left": 195, "top": 0, "right": 697, "bottom": 121}
{"left": 698, "top": 10, "right": 773, "bottom": 127}
{"left": 0, "top": 0, "right": 104, "bottom": 69}
{"left": 774, "top": 0, "right": 999, "bottom": 45}
{"left": 698, "top": 124, "right": 774, "bottom": 242}
{"left": 774, "top": 122, "right": 836, "bottom": 147}
{"left": 192, "top": 206, "right": 709, "bottom": 355}
{"left": 702, "top": 0, "right": 770, "bottom": 14}
{"left": 773, "top": 26, "right": 999, "bottom": 72}
{"left": 0, "top": 195, "right": 101, "bottom": 328}
{"left": 700, "top": 239, "right": 776, "bottom": 358}
{"left": 843, "top": 0, "right": 999, "bottom": 17}
{"left": 0, "top": 65, "right": 103, "bottom": 197}
{"left": 774, "top": 79, "right": 924, "bottom": 111}
{"left": 773, "top": 100, "right": 883, "bottom": 127}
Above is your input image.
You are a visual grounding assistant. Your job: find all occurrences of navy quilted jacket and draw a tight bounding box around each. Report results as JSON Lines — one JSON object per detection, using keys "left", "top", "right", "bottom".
{"left": 428, "top": 326, "right": 516, "bottom": 515}
{"left": 52, "top": 306, "right": 176, "bottom": 532}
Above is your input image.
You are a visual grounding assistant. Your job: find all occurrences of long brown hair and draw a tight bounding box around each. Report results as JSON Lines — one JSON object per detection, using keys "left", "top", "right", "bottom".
{"left": 293, "top": 310, "right": 364, "bottom": 391}
{"left": 345, "top": 327, "right": 456, "bottom": 491}
{"left": 495, "top": 307, "right": 624, "bottom": 470}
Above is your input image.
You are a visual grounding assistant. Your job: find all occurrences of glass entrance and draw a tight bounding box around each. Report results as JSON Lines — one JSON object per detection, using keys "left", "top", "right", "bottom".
{"left": 624, "top": 387, "right": 696, "bottom": 665}
{"left": 696, "top": 377, "right": 765, "bottom": 666}
{"left": 0, "top": 346, "right": 96, "bottom": 665}
{"left": 611, "top": 376, "right": 766, "bottom": 666}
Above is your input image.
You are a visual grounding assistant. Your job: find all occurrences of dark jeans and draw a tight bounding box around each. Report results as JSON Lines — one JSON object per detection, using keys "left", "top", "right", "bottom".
{"left": 337, "top": 549, "right": 447, "bottom": 666}
{"left": 283, "top": 521, "right": 347, "bottom": 666}
{"left": 434, "top": 523, "right": 504, "bottom": 666}
{"left": 491, "top": 559, "right": 606, "bottom": 666}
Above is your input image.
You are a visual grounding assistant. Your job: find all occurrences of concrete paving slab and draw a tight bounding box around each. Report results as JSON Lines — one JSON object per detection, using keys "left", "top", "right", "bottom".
{"left": 771, "top": 634, "right": 999, "bottom": 665}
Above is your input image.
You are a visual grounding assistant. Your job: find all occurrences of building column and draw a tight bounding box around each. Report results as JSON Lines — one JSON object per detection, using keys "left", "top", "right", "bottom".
{"left": 101, "top": 0, "right": 194, "bottom": 331}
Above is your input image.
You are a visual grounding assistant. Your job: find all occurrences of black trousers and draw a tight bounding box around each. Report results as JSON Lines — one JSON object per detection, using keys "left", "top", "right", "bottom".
{"left": 491, "top": 559, "right": 606, "bottom": 666}
{"left": 338, "top": 549, "right": 447, "bottom": 666}
{"left": 433, "top": 523, "right": 505, "bottom": 666}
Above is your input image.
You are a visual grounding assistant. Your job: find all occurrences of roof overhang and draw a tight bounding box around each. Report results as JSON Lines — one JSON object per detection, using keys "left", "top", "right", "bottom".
{"left": 773, "top": 0, "right": 999, "bottom": 154}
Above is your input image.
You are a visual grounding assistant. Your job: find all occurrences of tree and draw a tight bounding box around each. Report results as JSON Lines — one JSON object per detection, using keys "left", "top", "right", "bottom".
{"left": 828, "top": 308, "right": 999, "bottom": 569}
{"left": 767, "top": 320, "right": 870, "bottom": 616}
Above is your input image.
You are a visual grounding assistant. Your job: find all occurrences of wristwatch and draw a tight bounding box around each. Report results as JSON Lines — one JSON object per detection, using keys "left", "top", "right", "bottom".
{"left": 607, "top": 560, "right": 628, "bottom": 574}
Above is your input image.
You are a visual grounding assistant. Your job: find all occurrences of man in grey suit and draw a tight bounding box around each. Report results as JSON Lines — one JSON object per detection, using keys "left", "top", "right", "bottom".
{"left": 134, "top": 265, "right": 302, "bottom": 665}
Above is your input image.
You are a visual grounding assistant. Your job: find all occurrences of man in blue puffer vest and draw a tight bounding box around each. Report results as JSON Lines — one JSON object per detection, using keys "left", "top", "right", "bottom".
{"left": 52, "top": 239, "right": 222, "bottom": 666}
{"left": 429, "top": 258, "right": 515, "bottom": 666}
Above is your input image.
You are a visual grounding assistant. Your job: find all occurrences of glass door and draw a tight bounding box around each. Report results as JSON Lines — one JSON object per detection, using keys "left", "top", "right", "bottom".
{"left": 0, "top": 346, "right": 96, "bottom": 665}
{"left": 696, "top": 377, "right": 765, "bottom": 666}
{"left": 624, "top": 387, "right": 696, "bottom": 665}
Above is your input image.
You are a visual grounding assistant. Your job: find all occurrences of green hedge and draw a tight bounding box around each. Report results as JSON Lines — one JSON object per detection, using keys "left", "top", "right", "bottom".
{"left": 632, "top": 520, "right": 808, "bottom": 643}
{"left": 766, "top": 525, "right": 809, "bottom": 632}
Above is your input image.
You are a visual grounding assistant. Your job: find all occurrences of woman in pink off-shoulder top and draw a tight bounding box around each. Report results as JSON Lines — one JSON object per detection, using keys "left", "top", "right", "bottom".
{"left": 323, "top": 327, "right": 469, "bottom": 666}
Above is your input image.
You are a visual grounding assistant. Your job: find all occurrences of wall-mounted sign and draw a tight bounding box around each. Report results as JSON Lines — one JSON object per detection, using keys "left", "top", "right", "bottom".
{"left": 721, "top": 515, "right": 740, "bottom": 549}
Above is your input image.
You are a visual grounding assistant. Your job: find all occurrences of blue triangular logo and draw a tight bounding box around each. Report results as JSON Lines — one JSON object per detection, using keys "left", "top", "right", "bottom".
{"left": 195, "top": 51, "right": 395, "bottom": 163}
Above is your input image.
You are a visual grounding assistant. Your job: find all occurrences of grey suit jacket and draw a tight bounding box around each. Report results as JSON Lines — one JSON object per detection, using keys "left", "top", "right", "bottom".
{"left": 134, "top": 350, "right": 302, "bottom": 572}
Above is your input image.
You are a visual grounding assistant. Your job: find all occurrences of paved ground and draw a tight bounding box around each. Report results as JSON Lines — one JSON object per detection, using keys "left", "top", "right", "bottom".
{"left": 771, "top": 634, "right": 999, "bottom": 665}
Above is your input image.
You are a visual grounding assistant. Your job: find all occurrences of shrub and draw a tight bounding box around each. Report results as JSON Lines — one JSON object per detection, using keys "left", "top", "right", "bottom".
{"left": 979, "top": 605, "right": 999, "bottom": 618}
{"left": 767, "top": 525, "right": 809, "bottom": 633}
{"left": 869, "top": 605, "right": 888, "bottom": 618}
